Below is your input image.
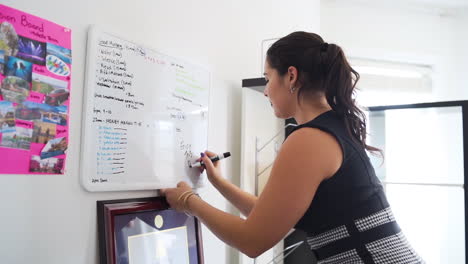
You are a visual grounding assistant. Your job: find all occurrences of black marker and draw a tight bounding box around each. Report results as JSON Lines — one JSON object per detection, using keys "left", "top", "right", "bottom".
{"left": 189, "top": 152, "right": 231, "bottom": 168}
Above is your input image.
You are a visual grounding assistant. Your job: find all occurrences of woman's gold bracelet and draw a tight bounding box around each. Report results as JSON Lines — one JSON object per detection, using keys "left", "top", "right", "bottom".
{"left": 177, "top": 190, "right": 193, "bottom": 204}
{"left": 183, "top": 192, "right": 200, "bottom": 215}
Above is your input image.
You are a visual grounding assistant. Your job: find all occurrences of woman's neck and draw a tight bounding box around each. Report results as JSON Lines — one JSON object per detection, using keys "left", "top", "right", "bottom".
{"left": 293, "top": 97, "right": 332, "bottom": 125}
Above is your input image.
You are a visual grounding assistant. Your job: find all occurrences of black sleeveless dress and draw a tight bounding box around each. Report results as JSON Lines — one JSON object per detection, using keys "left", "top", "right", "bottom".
{"left": 290, "top": 110, "right": 423, "bottom": 264}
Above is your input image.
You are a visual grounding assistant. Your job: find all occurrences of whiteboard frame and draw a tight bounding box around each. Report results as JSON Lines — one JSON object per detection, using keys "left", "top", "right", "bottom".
{"left": 80, "top": 25, "right": 211, "bottom": 192}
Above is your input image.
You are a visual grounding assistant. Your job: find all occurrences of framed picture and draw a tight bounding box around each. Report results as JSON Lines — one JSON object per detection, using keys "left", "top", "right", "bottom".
{"left": 97, "top": 196, "right": 204, "bottom": 264}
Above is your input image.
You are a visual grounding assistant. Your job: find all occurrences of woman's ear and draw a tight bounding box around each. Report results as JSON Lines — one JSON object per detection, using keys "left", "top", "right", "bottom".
{"left": 288, "top": 66, "right": 297, "bottom": 80}
{"left": 288, "top": 66, "right": 299, "bottom": 87}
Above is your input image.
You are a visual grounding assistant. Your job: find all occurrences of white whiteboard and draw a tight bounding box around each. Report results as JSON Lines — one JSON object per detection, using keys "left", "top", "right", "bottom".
{"left": 81, "top": 26, "right": 210, "bottom": 192}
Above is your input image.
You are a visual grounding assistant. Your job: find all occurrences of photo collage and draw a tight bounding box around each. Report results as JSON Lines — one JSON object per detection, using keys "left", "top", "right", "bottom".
{"left": 0, "top": 6, "right": 72, "bottom": 174}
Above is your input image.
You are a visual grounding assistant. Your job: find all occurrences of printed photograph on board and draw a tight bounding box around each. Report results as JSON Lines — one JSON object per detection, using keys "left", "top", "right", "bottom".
{"left": 45, "top": 54, "right": 70, "bottom": 77}
{"left": 0, "top": 21, "right": 19, "bottom": 57}
{"left": 0, "top": 126, "right": 33, "bottom": 150}
{"left": 0, "top": 50, "right": 5, "bottom": 74}
{"left": 29, "top": 155, "right": 64, "bottom": 174}
{"left": 32, "top": 72, "right": 68, "bottom": 95}
{"left": 15, "top": 105, "right": 43, "bottom": 121}
{"left": 42, "top": 110, "right": 67, "bottom": 126}
{"left": 47, "top": 43, "right": 71, "bottom": 64}
{"left": 20, "top": 101, "right": 67, "bottom": 126}
{"left": 44, "top": 87, "right": 69, "bottom": 106}
{"left": 32, "top": 121, "right": 56, "bottom": 144}
{"left": 40, "top": 136, "right": 67, "bottom": 159}
{"left": 17, "top": 36, "right": 46, "bottom": 65}
{"left": 5, "top": 56, "right": 32, "bottom": 82}
{"left": 1, "top": 76, "right": 30, "bottom": 103}
{"left": 0, "top": 101, "right": 15, "bottom": 133}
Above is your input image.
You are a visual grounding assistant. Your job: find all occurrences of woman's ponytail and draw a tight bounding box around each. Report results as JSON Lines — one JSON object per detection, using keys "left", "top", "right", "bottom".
{"left": 324, "top": 45, "right": 381, "bottom": 154}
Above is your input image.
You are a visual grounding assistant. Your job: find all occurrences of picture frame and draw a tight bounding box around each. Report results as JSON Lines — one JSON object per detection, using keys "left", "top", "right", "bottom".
{"left": 97, "top": 196, "right": 204, "bottom": 264}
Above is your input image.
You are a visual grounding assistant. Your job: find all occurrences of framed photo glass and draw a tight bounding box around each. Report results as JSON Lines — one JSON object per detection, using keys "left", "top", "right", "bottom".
{"left": 97, "top": 197, "right": 204, "bottom": 264}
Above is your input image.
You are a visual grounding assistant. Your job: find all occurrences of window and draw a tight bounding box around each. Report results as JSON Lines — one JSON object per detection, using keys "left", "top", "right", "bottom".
{"left": 351, "top": 58, "right": 433, "bottom": 107}
{"left": 356, "top": 59, "right": 466, "bottom": 263}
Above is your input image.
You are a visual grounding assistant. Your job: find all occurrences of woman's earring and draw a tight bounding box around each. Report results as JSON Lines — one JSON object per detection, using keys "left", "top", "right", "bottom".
{"left": 290, "top": 86, "right": 296, "bottom": 94}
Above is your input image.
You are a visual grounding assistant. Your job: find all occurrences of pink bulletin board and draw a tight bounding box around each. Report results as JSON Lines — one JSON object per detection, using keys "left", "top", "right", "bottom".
{"left": 0, "top": 4, "right": 71, "bottom": 174}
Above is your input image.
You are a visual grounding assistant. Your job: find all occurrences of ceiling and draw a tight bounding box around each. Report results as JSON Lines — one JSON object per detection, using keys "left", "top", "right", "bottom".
{"left": 398, "top": 0, "right": 468, "bottom": 9}
{"left": 327, "top": 0, "right": 468, "bottom": 16}
{"left": 407, "top": 0, "right": 468, "bottom": 8}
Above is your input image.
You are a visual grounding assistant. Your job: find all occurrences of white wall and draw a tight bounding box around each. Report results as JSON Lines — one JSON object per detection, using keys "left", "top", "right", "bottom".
{"left": 320, "top": 0, "right": 468, "bottom": 102}
{"left": 0, "top": 1, "right": 320, "bottom": 263}
{"left": 450, "top": 13, "right": 468, "bottom": 100}
{"left": 240, "top": 87, "right": 285, "bottom": 264}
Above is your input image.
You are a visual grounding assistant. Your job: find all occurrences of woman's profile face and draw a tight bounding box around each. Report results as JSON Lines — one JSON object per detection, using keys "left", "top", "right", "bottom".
{"left": 263, "top": 60, "right": 296, "bottom": 119}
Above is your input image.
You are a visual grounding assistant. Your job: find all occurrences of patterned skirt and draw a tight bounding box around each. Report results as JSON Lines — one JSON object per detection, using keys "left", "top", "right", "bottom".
{"left": 306, "top": 207, "right": 424, "bottom": 264}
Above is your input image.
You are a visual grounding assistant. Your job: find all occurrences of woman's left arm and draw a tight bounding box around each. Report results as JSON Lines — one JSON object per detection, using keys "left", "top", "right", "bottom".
{"left": 163, "top": 127, "right": 342, "bottom": 258}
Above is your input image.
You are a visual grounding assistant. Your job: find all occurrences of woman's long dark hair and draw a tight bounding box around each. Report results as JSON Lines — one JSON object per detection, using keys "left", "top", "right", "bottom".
{"left": 267, "top": 31, "right": 381, "bottom": 155}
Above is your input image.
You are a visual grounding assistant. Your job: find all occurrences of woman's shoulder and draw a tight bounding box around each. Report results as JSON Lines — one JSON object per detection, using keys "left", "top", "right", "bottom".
{"left": 280, "top": 127, "right": 343, "bottom": 179}
{"left": 284, "top": 126, "right": 341, "bottom": 156}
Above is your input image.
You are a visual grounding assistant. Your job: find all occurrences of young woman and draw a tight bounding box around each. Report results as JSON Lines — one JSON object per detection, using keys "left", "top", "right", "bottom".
{"left": 162, "top": 31, "right": 423, "bottom": 264}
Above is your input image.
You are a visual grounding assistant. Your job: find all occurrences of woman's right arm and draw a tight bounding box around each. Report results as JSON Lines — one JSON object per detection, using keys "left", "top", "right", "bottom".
{"left": 201, "top": 151, "right": 257, "bottom": 217}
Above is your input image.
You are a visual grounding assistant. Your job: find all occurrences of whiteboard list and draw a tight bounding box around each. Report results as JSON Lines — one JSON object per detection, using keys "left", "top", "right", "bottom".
{"left": 81, "top": 27, "right": 210, "bottom": 191}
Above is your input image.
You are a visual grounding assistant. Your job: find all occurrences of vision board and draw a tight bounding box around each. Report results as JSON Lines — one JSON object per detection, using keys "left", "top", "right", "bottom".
{"left": 0, "top": 4, "right": 72, "bottom": 175}
{"left": 81, "top": 26, "right": 210, "bottom": 191}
